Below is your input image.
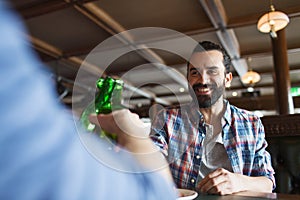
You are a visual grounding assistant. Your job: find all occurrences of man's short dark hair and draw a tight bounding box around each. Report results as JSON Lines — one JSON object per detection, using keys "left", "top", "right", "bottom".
{"left": 188, "top": 41, "right": 231, "bottom": 73}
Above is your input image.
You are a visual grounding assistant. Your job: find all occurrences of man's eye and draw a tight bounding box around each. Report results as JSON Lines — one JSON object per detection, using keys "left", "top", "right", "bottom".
{"left": 207, "top": 69, "right": 218, "bottom": 75}
{"left": 190, "top": 69, "right": 199, "bottom": 76}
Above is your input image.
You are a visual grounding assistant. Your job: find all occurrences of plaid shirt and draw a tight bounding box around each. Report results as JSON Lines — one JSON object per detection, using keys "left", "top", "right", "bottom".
{"left": 150, "top": 100, "right": 275, "bottom": 190}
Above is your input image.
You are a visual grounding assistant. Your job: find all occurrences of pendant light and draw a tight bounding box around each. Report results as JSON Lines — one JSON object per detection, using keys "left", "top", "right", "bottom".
{"left": 257, "top": 0, "right": 289, "bottom": 38}
{"left": 241, "top": 58, "right": 261, "bottom": 85}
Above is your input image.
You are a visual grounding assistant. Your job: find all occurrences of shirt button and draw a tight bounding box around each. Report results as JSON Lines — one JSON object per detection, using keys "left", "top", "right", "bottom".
{"left": 191, "top": 178, "right": 195, "bottom": 183}
{"left": 196, "top": 155, "right": 201, "bottom": 159}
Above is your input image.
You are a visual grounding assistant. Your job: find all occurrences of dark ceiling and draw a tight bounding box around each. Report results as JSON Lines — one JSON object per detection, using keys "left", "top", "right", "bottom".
{"left": 9, "top": 0, "right": 300, "bottom": 117}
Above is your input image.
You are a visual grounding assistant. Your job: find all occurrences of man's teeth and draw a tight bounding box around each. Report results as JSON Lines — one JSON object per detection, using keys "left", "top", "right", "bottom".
{"left": 197, "top": 88, "right": 209, "bottom": 92}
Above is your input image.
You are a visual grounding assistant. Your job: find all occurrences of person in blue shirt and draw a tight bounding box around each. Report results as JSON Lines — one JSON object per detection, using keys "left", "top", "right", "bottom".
{"left": 0, "top": 1, "right": 175, "bottom": 199}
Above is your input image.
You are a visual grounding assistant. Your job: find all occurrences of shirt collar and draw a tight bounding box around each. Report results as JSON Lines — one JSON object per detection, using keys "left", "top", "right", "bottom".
{"left": 222, "top": 99, "right": 233, "bottom": 127}
{"left": 187, "top": 100, "right": 232, "bottom": 126}
{"left": 187, "top": 102, "right": 204, "bottom": 125}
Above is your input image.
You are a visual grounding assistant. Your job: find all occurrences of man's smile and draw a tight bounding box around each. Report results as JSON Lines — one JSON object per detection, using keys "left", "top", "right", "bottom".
{"left": 194, "top": 87, "right": 211, "bottom": 95}
{"left": 192, "top": 84, "right": 213, "bottom": 95}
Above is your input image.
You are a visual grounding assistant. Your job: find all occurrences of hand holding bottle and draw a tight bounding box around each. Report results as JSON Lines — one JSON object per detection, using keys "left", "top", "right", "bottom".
{"left": 89, "top": 109, "right": 151, "bottom": 150}
{"left": 80, "top": 76, "right": 124, "bottom": 142}
{"left": 89, "top": 109, "right": 174, "bottom": 186}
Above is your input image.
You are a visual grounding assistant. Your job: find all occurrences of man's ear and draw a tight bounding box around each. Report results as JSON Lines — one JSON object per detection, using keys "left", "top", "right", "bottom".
{"left": 225, "top": 72, "right": 232, "bottom": 88}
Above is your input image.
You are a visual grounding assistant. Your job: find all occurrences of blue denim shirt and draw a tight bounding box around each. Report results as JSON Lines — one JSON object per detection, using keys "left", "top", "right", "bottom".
{"left": 0, "top": 2, "right": 175, "bottom": 199}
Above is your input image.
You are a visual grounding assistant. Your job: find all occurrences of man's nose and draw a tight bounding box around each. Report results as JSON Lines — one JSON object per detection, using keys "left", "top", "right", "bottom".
{"left": 197, "top": 72, "right": 209, "bottom": 84}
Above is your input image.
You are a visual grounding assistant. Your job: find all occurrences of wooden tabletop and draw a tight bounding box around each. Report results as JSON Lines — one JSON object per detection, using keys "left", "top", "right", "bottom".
{"left": 193, "top": 191, "right": 300, "bottom": 200}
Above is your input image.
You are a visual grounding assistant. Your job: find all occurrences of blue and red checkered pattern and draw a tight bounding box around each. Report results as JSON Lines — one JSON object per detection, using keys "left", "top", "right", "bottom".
{"left": 150, "top": 100, "right": 275, "bottom": 190}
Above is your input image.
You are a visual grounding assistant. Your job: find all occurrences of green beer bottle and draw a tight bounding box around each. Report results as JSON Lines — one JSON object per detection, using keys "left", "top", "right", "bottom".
{"left": 80, "top": 76, "right": 124, "bottom": 142}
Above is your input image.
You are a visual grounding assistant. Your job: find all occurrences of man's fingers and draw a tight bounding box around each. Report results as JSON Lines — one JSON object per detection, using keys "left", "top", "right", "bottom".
{"left": 88, "top": 113, "right": 100, "bottom": 126}
{"left": 206, "top": 181, "right": 229, "bottom": 195}
{"left": 197, "top": 168, "right": 223, "bottom": 188}
{"left": 88, "top": 109, "right": 149, "bottom": 138}
{"left": 199, "top": 174, "right": 225, "bottom": 193}
{"left": 197, "top": 168, "right": 229, "bottom": 194}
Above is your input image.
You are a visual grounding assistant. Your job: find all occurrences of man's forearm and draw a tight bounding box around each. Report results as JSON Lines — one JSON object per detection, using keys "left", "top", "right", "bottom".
{"left": 122, "top": 136, "right": 174, "bottom": 185}
{"left": 238, "top": 174, "right": 273, "bottom": 193}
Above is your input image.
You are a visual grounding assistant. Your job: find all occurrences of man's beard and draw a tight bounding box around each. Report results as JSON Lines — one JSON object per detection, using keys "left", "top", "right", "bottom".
{"left": 189, "top": 82, "right": 225, "bottom": 108}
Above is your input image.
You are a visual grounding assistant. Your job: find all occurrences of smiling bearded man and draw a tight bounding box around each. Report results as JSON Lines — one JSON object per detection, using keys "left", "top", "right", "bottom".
{"left": 150, "top": 41, "right": 275, "bottom": 195}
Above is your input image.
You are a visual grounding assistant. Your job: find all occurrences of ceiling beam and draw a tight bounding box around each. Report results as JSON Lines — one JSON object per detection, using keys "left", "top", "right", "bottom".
{"left": 230, "top": 64, "right": 300, "bottom": 77}
{"left": 229, "top": 81, "right": 300, "bottom": 91}
{"left": 15, "top": 0, "right": 300, "bottom": 32}
{"left": 14, "top": 0, "right": 69, "bottom": 19}
{"left": 128, "top": 80, "right": 300, "bottom": 101}
{"left": 14, "top": 0, "right": 100, "bottom": 19}
{"left": 70, "top": 2, "right": 189, "bottom": 90}
{"left": 30, "top": 35, "right": 170, "bottom": 105}
{"left": 199, "top": 0, "right": 248, "bottom": 78}
{"left": 228, "top": 5, "right": 300, "bottom": 29}
{"left": 241, "top": 46, "right": 300, "bottom": 58}
{"left": 60, "top": 3, "right": 300, "bottom": 59}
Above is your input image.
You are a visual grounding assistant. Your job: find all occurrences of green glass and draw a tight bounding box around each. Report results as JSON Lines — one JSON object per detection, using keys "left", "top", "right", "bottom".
{"left": 80, "top": 76, "right": 124, "bottom": 142}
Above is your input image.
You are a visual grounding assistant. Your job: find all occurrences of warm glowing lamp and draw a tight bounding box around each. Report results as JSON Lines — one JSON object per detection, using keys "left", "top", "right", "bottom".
{"left": 241, "top": 70, "right": 261, "bottom": 85}
{"left": 241, "top": 57, "right": 261, "bottom": 85}
{"left": 257, "top": 2, "right": 289, "bottom": 38}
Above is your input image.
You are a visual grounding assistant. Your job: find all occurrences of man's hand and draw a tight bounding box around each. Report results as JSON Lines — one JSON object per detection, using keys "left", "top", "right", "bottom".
{"left": 197, "top": 168, "right": 242, "bottom": 195}
{"left": 89, "top": 109, "right": 150, "bottom": 149}
{"left": 197, "top": 168, "right": 273, "bottom": 195}
{"left": 89, "top": 109, "right": 174, "bottom": 185}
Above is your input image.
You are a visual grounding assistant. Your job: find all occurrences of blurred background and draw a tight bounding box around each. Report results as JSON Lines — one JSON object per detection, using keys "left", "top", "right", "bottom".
{"left": 9, "top": 0, "right": 300, "bottom": 118}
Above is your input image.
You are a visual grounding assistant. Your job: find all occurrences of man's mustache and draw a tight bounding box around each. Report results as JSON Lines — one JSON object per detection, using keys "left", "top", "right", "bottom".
{"left": 192, "top": 83, "right": 212, "bottom": 90}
